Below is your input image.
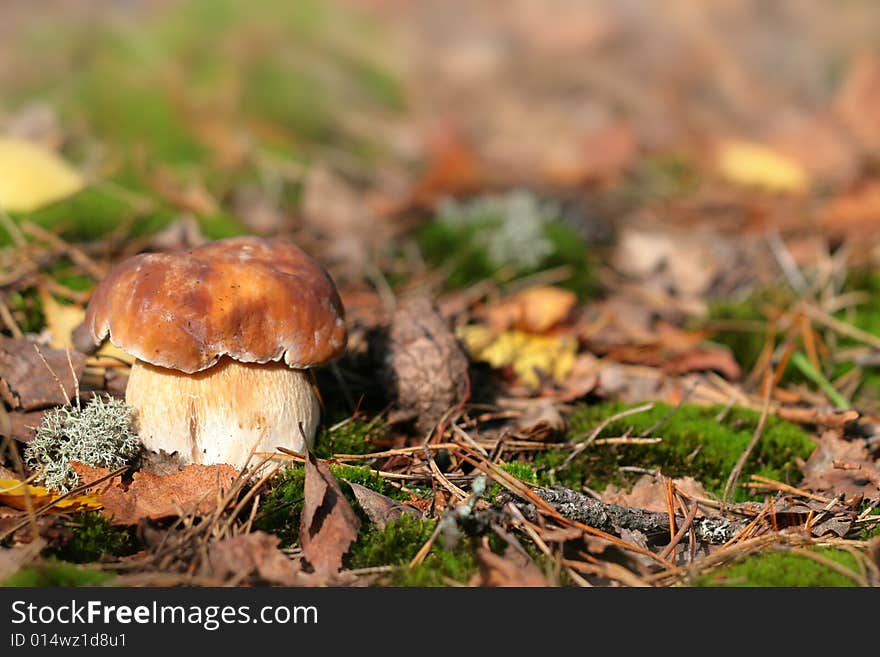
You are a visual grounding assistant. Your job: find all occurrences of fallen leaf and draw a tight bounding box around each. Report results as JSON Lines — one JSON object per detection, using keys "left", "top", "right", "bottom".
{"left": 514, "top": 400, "right": 566, "bottom": 440}
{"left": 0, "top": 478, "right": 102, "bottom": 512}
{"left": 3, "top": 409, "right": 45, "bottom": 443}
{"left": 299, "top": 453, "right": 361, "bottom": 577}
{"left": 208, "top": 532, "right": 304, "bottom": 586}
{"left": 476, "top": 546, "right": 549, "bottom": 587}
{"left": 0, "top": 137, "right": 84, "bottom": 212}
{"left": 716, "top": 139, "right": 808, "bottom": 193}
{"left": 458, "top": 325, "right": 577, "bottom": 388}
{"left": 99, "top": 464, "right": 238, "bottom": 525}
{"left": 0, "top": 336, "right": 86, "bottom": 410}
{"left": 39, "top": 291, "right": 85, "bottom": 351}
{"left": 480, "top": 286, "right": 577, "bottom": 334}
{"left": 800, "top": 431, "right": 880, "bottom": 500}
{"left": 602, "top": 474, "right": 717, "bottom": 515}
{"left": 347, "top": 481, "right": 420, "bottom": 529}
{"left": 409, "top": 123, "right": 483, "bottom": 207}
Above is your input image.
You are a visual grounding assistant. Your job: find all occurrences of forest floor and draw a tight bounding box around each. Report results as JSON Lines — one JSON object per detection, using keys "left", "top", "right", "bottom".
{"left": 1, "top": 0, "right": 879, "bottom": 587}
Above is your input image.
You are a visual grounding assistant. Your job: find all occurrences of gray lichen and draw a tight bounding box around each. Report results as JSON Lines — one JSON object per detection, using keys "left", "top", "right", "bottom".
{"left": 437, "top": 189, "right": 559, "bottom": 271}
{"left": 25, "top": 395, "right": 141, "bottom": 492}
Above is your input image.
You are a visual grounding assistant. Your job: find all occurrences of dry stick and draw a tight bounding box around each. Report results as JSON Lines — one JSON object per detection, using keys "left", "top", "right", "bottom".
{"left": 789, "top": 547, "right": 869, "bottom": 586}
{"left": 722, "top": 375, "right": 772, "bottom": 504}
{"left": 799, "top": 302, "right": 880, "bottom": 350}
{"left": 32, "top": 343, "right": 70, "bottom": 406}
{"left": 745, "top": 474, "right": 834, "bottom": 504}
{"left": 0, "top": 297, "right": 23, "bottom": 338}
{"left": 424, "top": 444, "right": 468, "bottom": 500}
{"left": 663, "top": 475, "right": 677, "bottom": 544}
{"left": 658, "top": 497, "right": 699, "bottom": 562}
{"left": 557, "top": 402, "right": 655, "bottom": 472}
{"left": 19, "top": 221, "right": 107, "bottom": 280}
{"left": 456, "top": 445, "right": 672, "bottom": 566}
{"left": 65, "top": 347, "right": 80, "bottom": 410}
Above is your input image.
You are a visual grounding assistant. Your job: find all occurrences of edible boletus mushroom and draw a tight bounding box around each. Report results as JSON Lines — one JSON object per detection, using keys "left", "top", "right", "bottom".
{"left": 83, "top": 237, "right": 346, "bottom": 469}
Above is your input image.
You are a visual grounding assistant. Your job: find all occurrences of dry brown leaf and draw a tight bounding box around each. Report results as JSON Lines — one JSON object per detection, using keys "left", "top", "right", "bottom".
{"left": 476, "top": 546, "right": 549, "bottom": 587}
{"left": 99, "top": 464, "right": 238, "bottom": 525}
{"left": 300, "top": 453, "right": 361, "bottom": 578}
{"left": 0, "top": 336, "right": 86, "bottom": 410}
{"left": 208, "top": 531, "right": 304, "bottom": 586}
{"left": 347, "top": 481, "right": 420, "bottom": 530}
{"left": 480, "top": 286, "right": 577, "bottom": 334}
{"left": 602, "top": 474, "right": 717, "bottom": 514}
{"left": 800, "top": 431, "right": 880, "bottom": 500}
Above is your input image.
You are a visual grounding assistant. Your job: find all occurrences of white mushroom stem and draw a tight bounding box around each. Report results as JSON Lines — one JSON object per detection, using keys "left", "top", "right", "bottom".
{"left": 126, "top": 357, "right": 320, "bottom": 469}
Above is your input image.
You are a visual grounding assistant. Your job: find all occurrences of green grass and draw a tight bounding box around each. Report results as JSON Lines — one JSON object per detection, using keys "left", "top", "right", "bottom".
{"left": 695, "top": 548, "right": 860, "bottom": 587}
{"left": 533, "top": 401, "right": 816, "bottom": 501}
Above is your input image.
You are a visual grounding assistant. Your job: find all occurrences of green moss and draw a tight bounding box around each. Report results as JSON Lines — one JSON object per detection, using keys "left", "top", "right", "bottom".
{"left": 2, "top": 559, "right": 114, "bottom": 587}
{"left": 314, "top": 419, "right": 383, "bottom": 458}
{"left": 695, "top": 548, "right": 859, "bottom": 587}
{"left": 489, "top": 462, "right": 538, "bottom": 499}
{"left": 349, "top": 515, "right": 478, "bottom": 586}
{"left": 254, "top": 466, "right": 306, "bottom": 546}
{"left": 534, "top": 402, "right": 815, "bottom": 501}
{"left": 51, "top": 512, "right": 133, "bottom": 564}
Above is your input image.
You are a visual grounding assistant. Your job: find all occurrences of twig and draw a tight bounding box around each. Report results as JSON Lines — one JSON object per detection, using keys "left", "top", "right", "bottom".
{"left": 722, "top": 379, "right": 771, "bottom": 503}
{"left": 557, "top": 402, "right": 654, "bottom": 472}
{"left": 33, "top": 343, "right": 70, "bottom": 406}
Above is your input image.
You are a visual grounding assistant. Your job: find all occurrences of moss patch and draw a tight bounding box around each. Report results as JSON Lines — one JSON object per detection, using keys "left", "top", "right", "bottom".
{"left": 533, "top": 401, "right": 815, "bottom": 501}
{"left": 314, "top": 418, "right": 384, "bottom": 458}
{"left": 3, "top": 559, "right": 114, "bottom": 587}
{"left": 695, "top": 548, "right": 860, "bottom": 587}
{"left": 254, "top": 460, "right": 408, "bottom": 546}
{"left": 349, "top": 515, "right": 478, "bottom": 586}
{"left": 50, "top": 512, "right": 133, "bottom": 564}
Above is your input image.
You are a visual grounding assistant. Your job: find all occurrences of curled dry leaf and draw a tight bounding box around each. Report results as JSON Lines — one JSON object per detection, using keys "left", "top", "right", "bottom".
{"left": 347, "top": 481, "right": 421, "bottom": 530}
{"left": 480, "top": 286, "right": 577, "bottom": 334}
{"left": 300, "top": 453, "right": 361, "bottom": 578}
{"left": 98, "top": 464, "right": 238, "bottom": 525}
{"left": 208, "top": 531, "right": 304, "bottom": 586}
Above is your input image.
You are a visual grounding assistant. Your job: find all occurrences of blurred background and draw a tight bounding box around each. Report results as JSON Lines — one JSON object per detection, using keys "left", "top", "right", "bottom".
{"left": 3, "top": 0, "right": 880, "bottom": 410}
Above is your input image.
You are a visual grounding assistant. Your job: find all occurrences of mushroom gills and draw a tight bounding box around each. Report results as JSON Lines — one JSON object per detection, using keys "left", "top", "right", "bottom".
{"left": 126, "top": 357, "right": 319, "bottom": 469}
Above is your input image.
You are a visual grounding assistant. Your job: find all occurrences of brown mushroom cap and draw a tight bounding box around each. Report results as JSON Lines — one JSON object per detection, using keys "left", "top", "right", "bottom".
{"left": 84, "top": 237, "right": 347, "bottom": 373}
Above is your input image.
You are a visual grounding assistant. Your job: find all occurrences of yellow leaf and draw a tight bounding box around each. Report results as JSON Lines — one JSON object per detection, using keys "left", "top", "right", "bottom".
{"left": 0, "top": 478, "right": 102, "bottom": 512}
{"left": 39, "top": 291, "right": 83, "bottom": 350}
{"left": 457, "top": 326, "right": 577, "bottom": 388}
{"left": 717, "top": 139, "right": 808, "bottom": 193}
{"left": 0, "top": 137, "right": 85, "bottom": 212}
{"left": 39, "top": 292, "right": 133, "bottom": 364}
